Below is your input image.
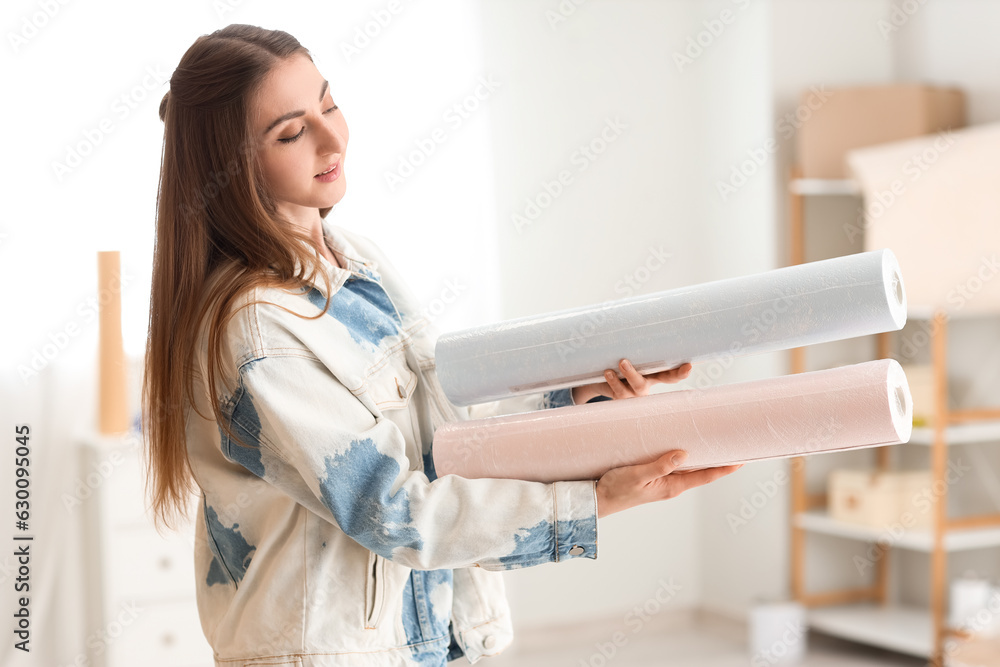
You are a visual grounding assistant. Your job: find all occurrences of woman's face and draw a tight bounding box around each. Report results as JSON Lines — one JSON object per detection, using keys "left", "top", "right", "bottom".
{"left": 252, "top": 54, "right": 348, "bottom": 225}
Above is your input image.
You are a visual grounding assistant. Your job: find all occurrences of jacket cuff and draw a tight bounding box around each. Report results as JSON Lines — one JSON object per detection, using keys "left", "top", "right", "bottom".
{"left": 541, "top": 387, "right": 575, "bottom": 409}
{"left": 455, "top": 614, "right": 513, "bottom": 664}
{"left": 553, "top": 480, "right": 598, "bottom": 562}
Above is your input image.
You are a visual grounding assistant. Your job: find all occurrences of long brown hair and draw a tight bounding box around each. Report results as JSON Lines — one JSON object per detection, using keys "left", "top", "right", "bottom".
{"left": 142, "top": 24, "right": 336, "bottom": 532}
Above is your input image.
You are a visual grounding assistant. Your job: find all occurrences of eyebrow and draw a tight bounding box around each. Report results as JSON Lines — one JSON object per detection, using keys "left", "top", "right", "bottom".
{"left": 263, "top": 80, "right": 330, "bottom": 135}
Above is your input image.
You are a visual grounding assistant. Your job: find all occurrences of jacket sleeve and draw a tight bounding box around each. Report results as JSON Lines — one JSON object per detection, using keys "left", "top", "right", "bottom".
{"left": 462, "top": 378, "right": 615, "bottom": 419}
{"left": 463, "top": 386, "right": 575, "bottom": 422}
{"left": 218, "top": 350, "right": 598, "bottom": 572}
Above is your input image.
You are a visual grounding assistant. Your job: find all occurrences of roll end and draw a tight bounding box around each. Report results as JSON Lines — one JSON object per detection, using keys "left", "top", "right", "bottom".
{"left": 881, "top": 248, "right": 908, "bottom": 330}
{"left": 887, "top": 359, "right": 913, "bottom": 442}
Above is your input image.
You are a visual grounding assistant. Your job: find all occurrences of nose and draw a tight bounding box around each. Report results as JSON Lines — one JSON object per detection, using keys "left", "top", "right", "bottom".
{"left": 317, "top": 114, "right": 347, "bottom": 156}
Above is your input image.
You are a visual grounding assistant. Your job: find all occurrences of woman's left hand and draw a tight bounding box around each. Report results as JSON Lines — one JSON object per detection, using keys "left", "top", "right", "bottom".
{"left": 572, "top": 359, "right": 693, "bottom": 404}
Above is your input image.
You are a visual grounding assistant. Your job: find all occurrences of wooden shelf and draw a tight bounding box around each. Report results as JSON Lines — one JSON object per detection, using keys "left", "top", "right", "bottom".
{"left": 807, "top": 604, "right": 934, "bottom": 658}
{"left": 906, "top": 305, "right": 1000, "bottom": 321}
{"left": 909, "top": 420, "right": 1000, "bottom": 446}
{"left": 788, "top": 177, "right": 861, "bottom": 196}
{"left": 948, "top": 635, "right": 1000, "bottom": 666}
{"left": 787, "top": 162, "right": 1000, "bottom": 667}
{"left": 794, "top": 510, "right": 1000, "bottom": 552}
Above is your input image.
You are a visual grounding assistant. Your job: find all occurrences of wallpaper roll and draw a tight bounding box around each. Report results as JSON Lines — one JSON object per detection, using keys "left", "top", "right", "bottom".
{"left": 98, "top": 251, "right": 130, "bottom": 435}
{"left": 436, "top": 249, "right": 907, "bottom": 406}
{"left": 432, "top": 358, "right": 912, "bottom": 482}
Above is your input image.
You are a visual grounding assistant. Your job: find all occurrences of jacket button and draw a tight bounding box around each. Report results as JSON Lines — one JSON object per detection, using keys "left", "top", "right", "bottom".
{"left": 395, "top": 377, "right": 406, "bottom": 399}
{"left": 483, "top": 635, "right": 496, "bottom": 649}
{"left": 569, "top": 545, "right": 585, "bottom": 556}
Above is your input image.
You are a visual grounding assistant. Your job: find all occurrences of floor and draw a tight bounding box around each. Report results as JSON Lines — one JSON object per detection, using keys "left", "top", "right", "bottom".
{"left": 451, "top": 609, "right": 930, "bottom": 667}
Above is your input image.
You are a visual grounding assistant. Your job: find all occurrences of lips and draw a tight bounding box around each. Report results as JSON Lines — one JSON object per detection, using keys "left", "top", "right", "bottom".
{"left": 316, "top": 161, "right": 339, "bottom": 177}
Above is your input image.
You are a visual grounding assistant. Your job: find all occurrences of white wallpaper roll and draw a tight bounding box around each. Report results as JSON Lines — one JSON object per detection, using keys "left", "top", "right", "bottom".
{"left": 432, "top": 358, "right": 912, "bottom": 482}
{"left": 435, "top": 248, "right": 907, "bottom": 406}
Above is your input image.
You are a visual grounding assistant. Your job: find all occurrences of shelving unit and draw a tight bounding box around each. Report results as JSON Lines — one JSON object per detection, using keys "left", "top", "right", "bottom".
{"left": 786, "top": 165, "right": 1000, "bottom": 667}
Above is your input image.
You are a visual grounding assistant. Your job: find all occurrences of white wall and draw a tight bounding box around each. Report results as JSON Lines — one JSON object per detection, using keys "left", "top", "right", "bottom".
{"left": 478, "top": 0, "right": 710, "bottom": 625}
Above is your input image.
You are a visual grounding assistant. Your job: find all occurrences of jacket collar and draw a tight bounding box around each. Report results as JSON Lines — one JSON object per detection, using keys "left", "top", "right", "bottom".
{"left": 292, "top": 216, "right": 379, "bottom": 300}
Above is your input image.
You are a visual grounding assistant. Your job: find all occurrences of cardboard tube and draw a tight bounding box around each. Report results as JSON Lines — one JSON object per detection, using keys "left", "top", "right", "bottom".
{"left": 432, "top": 358, "right": 912, "bottom": 482}
{"left": 98, "top": 251, "right": 129, "bottom": 434}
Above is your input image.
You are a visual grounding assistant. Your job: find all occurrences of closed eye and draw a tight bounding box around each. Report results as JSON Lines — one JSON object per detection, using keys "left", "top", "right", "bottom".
{"left": 278, "top": 105, "right": 339, "bottom": 144}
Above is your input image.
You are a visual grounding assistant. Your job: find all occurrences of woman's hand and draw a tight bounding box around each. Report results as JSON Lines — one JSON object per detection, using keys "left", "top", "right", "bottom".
{"left": 596, "top": 450, "right": 742, "bottom": 518}
{"left": 571, "top": 359, "right": 693, "bottom": 404}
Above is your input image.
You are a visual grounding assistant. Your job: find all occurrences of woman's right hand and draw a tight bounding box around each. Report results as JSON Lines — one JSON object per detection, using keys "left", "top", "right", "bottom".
{"left": 595, "top": 450, "right": 742, "bottom": 518}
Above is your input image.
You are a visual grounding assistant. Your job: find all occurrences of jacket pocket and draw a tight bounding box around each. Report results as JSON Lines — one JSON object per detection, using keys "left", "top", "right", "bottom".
{"left": 364, "top": 550, "right": 387, "bottom": 629}
{"left": 413, "top": 355, "right": 462, "bottom": 428}
{"left": 365, "top": 347, "right": 416, "bottom": 412}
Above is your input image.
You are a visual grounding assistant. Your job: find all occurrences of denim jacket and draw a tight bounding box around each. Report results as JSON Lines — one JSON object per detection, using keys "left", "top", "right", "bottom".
{"left": 183, "top": 216, "right": 599, "bottom": 666}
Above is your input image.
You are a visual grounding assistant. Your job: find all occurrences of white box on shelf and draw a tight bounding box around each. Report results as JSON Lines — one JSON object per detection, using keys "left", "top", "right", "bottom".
{"left": 829, "top": 469, "right": 933, "bottom": 530}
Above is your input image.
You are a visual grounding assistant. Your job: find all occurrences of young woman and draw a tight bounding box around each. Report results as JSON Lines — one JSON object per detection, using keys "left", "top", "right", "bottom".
{"left": 142, "top": 23, "right": 740, "bottom": 667}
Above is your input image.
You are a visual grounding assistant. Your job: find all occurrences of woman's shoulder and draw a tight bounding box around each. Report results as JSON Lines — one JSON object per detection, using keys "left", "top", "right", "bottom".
{"left": 237, "top": 281, "right": 332, "bottom": 334}
{"left": 192, "top": 276, "right": 326, "bottom": 369}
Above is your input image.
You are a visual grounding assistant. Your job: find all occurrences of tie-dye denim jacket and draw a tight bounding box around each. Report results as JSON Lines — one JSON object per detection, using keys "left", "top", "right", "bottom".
{"left": 183, "top": 216, "right": 599, "bottom": 666}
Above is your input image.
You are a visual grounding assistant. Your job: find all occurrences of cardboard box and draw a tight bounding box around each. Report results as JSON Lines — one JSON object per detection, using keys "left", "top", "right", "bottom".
{"left": 829, "top": 469, "right": 933, "bottom": 529}
{"left": 796, "top": 84, "right": 966, "bottom": 178}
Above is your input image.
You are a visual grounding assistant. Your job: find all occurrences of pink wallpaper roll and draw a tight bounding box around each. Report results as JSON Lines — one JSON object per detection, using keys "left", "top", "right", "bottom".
{"left": 432, "top": 359, "right": 912, "bottom": 482}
